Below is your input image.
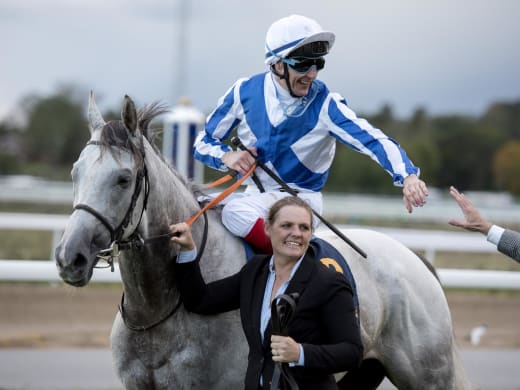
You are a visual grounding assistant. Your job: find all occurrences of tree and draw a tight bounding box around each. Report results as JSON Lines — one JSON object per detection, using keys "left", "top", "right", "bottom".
{"left": 327, "top": 146, "right": 399, "bottom": 194}
{"left": 0, "top": 121, "right": 21, "bottom": 174}
{"left": 401, "top": 137, "right": 441, "bottom": 187}
{"left": 431, "top": 115, "right": 505, "bottom": 190}
{"left": 21, "top": 85, "right": 89, "bottom": 166}
{"left": 481, "top": 102, "right": 520, "bottom": 139}
{"left": 493, "top": 141, "right": 520, "bottom": 195}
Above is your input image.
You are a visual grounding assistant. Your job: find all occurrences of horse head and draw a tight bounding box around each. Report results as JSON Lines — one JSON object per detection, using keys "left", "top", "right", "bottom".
{"left": 55, "top": 92, "right": 161, "bottom": 286}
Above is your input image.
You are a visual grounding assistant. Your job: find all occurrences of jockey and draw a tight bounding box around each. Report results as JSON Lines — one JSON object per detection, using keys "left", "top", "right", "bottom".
{"left": 193, "top": 14, "right": 429, "bottom": 254}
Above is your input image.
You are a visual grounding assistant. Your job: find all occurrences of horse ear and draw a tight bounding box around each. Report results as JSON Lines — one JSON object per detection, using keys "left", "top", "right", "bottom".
{"left": 122, "top": 95, "right": 138, "bottom": 134}
{"left": 88, "top": 91, "right": 106, "bottom": 133}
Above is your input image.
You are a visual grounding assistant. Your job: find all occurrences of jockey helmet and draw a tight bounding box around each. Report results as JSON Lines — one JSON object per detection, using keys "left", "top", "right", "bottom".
{"left": 264, "top": 15, "right": 335, "bottom": 65}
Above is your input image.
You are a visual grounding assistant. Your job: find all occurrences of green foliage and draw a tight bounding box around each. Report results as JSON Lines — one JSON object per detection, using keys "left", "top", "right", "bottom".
{"left": 2, "top": 85, "right": 520, "bottom": 195}
{"left": 401, "top": 137, "right": 442, "bottom": 187}
{"left": 22, "top": 86, "right": 89, "bottom": 166}
{"left": 481, "top": 102, "right": 520, "bottom": 139}
{"left": 493, "top": 141, "right": 520, "bottom": 195}
{"left": 0, "top": 152, "right": 20, "bottom": 174}
{"left": 0, "top": 231, "right": 53, "bottom": 260}
{"left": 327, "top": 146, "right": 398, "bottom": 193}
{"left": 430, "top": 115, "right": 506, "bottom": 190}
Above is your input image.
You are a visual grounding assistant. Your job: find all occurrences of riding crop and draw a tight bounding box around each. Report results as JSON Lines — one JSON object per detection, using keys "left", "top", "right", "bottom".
{"left": 231, "top": 137, "right": 367, "bottom": 259}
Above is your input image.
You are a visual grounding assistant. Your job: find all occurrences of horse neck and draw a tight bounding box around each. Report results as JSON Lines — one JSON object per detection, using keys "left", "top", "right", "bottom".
{"left": 118, "top": 140, "right": 201, "bottom": 316}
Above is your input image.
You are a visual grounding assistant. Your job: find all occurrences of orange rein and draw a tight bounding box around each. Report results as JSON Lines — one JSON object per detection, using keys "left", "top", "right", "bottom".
{"left": 185, "top": 164, "right": 256, "bottom": 226}
{"left": 202, "top": 171, "right": 238, "bottom": 188}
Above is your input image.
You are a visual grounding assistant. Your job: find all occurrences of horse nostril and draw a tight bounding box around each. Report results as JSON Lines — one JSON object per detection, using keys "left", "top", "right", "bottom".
{"left": 55, "top": 246, "right": 65, "bottom": 269}
{"left": 73, "top": 253, "right": 88, "bottom": 270}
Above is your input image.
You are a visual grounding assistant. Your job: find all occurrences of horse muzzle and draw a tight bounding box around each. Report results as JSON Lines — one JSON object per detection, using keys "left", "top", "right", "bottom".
{"left": 55, "top": 239, "right": 97, "bottom": 287}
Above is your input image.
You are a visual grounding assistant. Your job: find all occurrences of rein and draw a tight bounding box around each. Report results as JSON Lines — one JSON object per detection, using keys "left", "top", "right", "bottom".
{"left": 270, "top": 293, "right": 300, "bottom": 390}
{"left": 73, "top": 137, "right": 254, "bottom": 331}
{"left": 231, "top": 137, "right": 367, "bottom": 259}
{"left": 74, "top": 140, "right": 256, "bottom": 264}
{"left": 118, "top": 212, "right": 209, "bottom": 332}
{"left": 141, "top": 163, "right": 257, "bottom": 245}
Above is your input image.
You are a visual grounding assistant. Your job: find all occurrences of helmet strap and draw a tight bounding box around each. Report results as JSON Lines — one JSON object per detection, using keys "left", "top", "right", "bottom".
{"left": 270, "top": 63, "right": 284, "bottom": 79}
{"left": 282, "top": 63, "right": 299, "bottom": 98}
{"left": 270, "top": 63, "right": 299, "bottom": 98}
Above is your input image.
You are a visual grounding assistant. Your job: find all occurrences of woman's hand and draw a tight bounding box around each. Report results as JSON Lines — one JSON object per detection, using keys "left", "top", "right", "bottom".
{"left": 271, "top": 335, "right": 300, "bottom": 363}
{"left": 169, "top": 222, "right": 195, "bottom": 251}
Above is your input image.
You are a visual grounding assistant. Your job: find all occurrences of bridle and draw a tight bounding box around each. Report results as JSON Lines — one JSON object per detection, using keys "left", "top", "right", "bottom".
{"left": 72, "top": 134, "right": 252, "bottom": 331}
{"left": 71, "top": 138, "right": 210, "bottom": 332}
{"left": 73, "top": 140, "right": 150, "bottom": 271}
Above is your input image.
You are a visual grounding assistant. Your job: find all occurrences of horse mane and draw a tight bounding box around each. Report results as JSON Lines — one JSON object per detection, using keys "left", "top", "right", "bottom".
{"left": 98, "top": 101, "right": 205, "bottom": 197}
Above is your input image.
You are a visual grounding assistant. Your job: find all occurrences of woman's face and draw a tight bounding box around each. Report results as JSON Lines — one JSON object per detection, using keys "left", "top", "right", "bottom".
{"left": 266, "top": 205, "right": 312, "bottom": 261}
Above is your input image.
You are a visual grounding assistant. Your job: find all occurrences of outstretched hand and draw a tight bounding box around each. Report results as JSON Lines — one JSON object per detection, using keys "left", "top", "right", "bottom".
{"left": 448, "top": 186, "right": 492, "bottom": 235}
{"left": 402, "top": 174, "right": 429, "bottom": 213}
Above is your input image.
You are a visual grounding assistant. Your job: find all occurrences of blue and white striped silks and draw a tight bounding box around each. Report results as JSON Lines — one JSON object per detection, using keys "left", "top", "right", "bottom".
{"left": 194, "top": 72, "right": 419, "bottom": 193}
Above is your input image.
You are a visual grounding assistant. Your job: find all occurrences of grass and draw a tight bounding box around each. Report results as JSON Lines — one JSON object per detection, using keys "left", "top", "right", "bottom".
{"left": 0, "top": 201, "right": 71, "bottom": 214}
{"left": 1, "top": 200, "right": 519, "bottom": 272}
{"left": 0, "top": 230, "right": 54, "bottom": 260}
{"left": 426, "top": 251, "right": 520, "bottom": 271}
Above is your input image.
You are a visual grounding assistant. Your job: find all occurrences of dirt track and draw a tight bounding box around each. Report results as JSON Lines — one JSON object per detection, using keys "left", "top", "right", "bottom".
{"left": 1, "top": 283, "right": 520, "bottom": 349}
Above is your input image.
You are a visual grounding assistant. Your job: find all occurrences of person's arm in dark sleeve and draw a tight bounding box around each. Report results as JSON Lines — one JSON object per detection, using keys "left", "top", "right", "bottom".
{"left": 170, "top": 222, "right": 241, "bottom": 315}
{"left": 301, "top": 275, "right": 363, "bottom": 373}
{"left": 497, "top": 229, "right": 520, "bottom": 262}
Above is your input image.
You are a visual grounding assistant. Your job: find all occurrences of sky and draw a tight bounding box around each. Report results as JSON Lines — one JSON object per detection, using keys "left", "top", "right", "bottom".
{"left": 1, "top": 0, "right": 519, "bottom": 121}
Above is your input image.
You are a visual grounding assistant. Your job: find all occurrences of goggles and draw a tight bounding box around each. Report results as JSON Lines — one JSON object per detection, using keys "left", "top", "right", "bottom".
{"left": 289, "top": 41, "right": 329, "bottom": 58}
{"left": 283, "top": 57, "right": 325, "bottom": 74}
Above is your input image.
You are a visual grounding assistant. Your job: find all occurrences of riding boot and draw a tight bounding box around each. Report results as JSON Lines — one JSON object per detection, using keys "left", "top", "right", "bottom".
{"left": 244, "top": 218, "right": 273, "bottom": 255}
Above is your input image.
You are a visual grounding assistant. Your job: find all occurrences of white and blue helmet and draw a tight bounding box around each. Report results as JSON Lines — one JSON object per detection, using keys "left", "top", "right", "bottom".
{"left": 264, "top": 15, "right": 335, "bottom": 65}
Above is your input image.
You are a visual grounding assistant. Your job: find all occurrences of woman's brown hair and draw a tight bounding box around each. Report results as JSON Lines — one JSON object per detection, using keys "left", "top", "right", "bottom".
{"left": 267, "top": 196, "right": 314, "bottom": 230}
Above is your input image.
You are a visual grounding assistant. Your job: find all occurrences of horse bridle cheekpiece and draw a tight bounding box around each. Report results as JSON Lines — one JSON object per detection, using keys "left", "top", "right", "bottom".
{"left": 72, "top": 139, "right": 150, "bottom": 271}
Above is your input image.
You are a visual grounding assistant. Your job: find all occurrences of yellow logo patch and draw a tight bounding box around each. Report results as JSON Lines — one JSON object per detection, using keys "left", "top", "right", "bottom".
{"left": 319, "top": 258, "right": 344, "bottom": 274}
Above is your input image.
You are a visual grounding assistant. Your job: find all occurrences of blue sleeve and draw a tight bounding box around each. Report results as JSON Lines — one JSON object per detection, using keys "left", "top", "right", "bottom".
{"left": 193, "top": 81, "right": 244, "bottom": 171}
{"left": 327, "top": 95, "right": 419, "bottom": 186}
{"left": 177, "top": 247, "right": 197, "bottom": 263}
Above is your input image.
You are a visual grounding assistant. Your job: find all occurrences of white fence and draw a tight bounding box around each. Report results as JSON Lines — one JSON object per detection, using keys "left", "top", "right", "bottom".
{"left": 1, "top": 212, "right": 520, "bottom": 289}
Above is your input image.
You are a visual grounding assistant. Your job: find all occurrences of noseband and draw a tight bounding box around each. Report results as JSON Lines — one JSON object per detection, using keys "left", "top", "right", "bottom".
{"left": 73, "top": 140, "right": 149, "bottom": 270}
{"left": 74, "top": 137, "right": 211, "bottom": 331}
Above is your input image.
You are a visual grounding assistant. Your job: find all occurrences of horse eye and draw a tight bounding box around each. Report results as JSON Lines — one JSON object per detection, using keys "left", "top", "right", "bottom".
{"left": 117, "top": 175, "right": 132, "bottom": 187}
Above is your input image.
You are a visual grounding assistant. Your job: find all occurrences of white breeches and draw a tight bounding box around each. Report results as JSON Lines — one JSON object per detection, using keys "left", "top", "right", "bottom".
{"left": 216, "top": 187, "right": 323, "bottom": 237}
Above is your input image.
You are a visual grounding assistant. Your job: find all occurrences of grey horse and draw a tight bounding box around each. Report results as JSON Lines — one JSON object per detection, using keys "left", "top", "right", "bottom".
{"left": 55, "top": 93, "right": 472, "bottom": 389}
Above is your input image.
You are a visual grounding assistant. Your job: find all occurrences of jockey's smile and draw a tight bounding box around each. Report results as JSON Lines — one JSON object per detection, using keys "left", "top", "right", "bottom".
{"left": 287, "top": 66, "right": 319, "bottom": 97}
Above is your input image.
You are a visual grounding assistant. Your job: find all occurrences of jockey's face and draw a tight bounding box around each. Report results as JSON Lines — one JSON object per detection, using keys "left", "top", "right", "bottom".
{"left": 266, "top": 205, "right": 312, "bottom": 262}
{"left": 273, "top": 61, "right": 318, "bottom": 98}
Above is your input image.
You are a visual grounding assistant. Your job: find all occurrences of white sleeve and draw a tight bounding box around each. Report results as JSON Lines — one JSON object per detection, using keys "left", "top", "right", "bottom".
{"left": 487, "top": 225, "right": 505, "bottom": 246}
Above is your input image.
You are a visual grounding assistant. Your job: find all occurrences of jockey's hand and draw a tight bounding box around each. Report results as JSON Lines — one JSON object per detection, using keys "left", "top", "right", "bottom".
{"left": 222, "top": 147, "right": 257, "bottom": 176}
{"left": 169, "top": 222, "right": 195, "bottom": 251}
{"left": 271, "top": 335, "right": 300, "bottom": 363}
{"left": 448, "top": 186, "right": 492, "bottom": 235}
{"left": 402, "top": 174, "right": 429, "bottom": 213}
